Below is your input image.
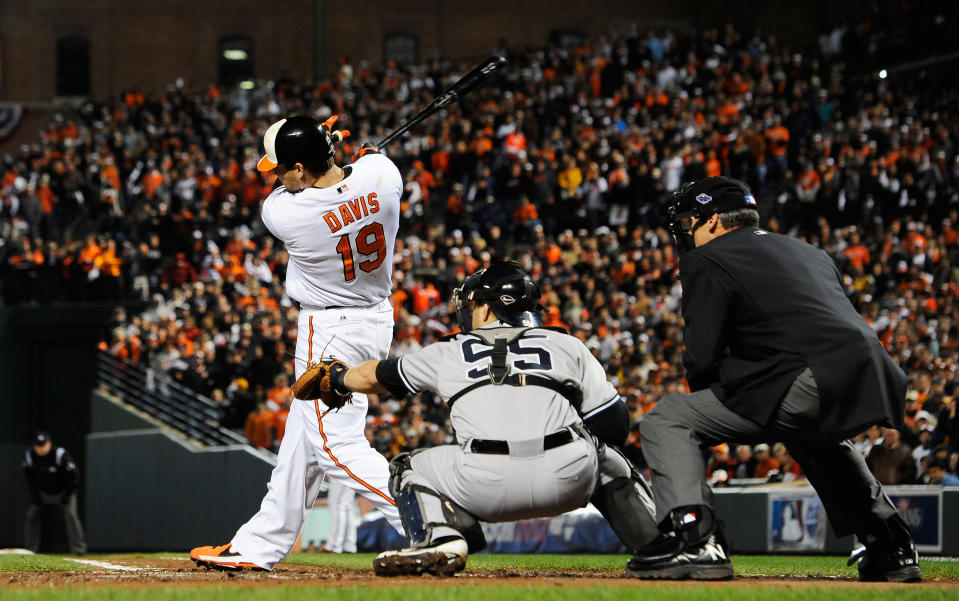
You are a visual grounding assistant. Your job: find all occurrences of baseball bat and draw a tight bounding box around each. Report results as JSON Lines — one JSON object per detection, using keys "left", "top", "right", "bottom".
{"left": 375, "top": 56, "right": 507, "bottom": 149}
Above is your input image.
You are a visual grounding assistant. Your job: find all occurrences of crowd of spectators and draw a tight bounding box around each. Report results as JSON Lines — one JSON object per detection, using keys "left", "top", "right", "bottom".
{"left": 3, "top": 3, "right": 959, "bottom": 483}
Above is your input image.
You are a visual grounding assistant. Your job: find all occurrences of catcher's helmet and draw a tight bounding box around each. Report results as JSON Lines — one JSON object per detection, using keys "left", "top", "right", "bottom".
{"left": 665, "top": 176, "right": 757, "bottom": 253}
{"left": 451, "top": 261, "right": 544, "bottom": 332}
{"left": 257, "top": 115, "right": 335, "bottom": 173}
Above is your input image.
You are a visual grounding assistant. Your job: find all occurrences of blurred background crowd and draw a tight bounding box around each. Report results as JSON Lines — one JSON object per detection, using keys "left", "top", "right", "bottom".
{"left": 2, "top": 4, "right": 959, "bottom": 488}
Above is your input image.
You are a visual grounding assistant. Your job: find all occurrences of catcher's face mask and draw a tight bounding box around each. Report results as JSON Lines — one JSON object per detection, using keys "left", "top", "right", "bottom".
{"left": 451, "top": 284, "right": 476, "bottom": 333}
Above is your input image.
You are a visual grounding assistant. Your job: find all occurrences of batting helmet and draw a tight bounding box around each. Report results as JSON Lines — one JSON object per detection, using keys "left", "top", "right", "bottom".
{"left": 452, "top": 261, "right": 544, "bottom": 332}
{"left": 665, "top": 176, "right": 757, "bottom": 253}
{"left": 257, "top": 116, "right": 335, "bottom": 173}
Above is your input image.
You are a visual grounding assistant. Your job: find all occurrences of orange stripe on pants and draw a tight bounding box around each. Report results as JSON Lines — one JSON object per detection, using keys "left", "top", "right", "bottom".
{"left": 314, "top": 399, "right": 396, "bottom": 506}
{"left": 308, "top": 316, "right": 314, "bottom": 364}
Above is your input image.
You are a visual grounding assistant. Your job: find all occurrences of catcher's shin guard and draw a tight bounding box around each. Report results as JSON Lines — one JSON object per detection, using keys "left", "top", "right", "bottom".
{"left": 389, "top": 453, "right": 486, "bottom": 553}
{"left": 591, "top": 446, "right": 660, "bottom": 552}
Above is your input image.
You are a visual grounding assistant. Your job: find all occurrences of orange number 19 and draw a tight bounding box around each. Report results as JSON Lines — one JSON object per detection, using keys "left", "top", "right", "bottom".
{"left": 336, "top": 222, "right": 386, "bottom": 282}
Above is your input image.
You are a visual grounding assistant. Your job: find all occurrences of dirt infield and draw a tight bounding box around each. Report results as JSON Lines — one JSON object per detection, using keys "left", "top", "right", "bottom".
{"left": 3, "top": 556, "right": 958, "bottom": 589}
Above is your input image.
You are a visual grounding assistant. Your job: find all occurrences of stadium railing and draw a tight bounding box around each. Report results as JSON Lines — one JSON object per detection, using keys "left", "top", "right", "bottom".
{"left": 95, "top": 350, "right": 248, "bottom": 447}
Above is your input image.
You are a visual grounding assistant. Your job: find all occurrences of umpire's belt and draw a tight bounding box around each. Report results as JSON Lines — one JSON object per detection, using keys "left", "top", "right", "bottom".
{"left": 469, "top": 428, "right": 576, "bottom": 456}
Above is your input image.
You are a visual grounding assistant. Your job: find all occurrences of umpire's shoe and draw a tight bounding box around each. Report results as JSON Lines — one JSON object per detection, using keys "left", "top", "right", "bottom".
{"left": 191, "top": 543, "right": 265, "bottom": 571}
{"left": 626, "top": 505, "right": 733, "bottom": 581}
{"left": 849, "top": 540, "right": 922, "bottom": 582}
{"left": 848, "top": 513, "right": 922, "bottom": 582}
{"left": 373, "top": 536, "right": 468, "bottom": 577}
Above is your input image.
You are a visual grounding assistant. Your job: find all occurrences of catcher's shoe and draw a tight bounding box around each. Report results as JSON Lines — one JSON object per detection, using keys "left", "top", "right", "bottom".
{"left": 191, "top": 543, "right": 265, "bottom": 571}
{"left": 373, "top": 537, "right": 468, "bottom": 577}
{"left": 849, "top": 539, "right": 922, "bottom": 582}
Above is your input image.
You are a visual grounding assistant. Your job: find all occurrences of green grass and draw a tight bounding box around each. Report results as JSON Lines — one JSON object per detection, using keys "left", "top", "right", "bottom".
{"left": 1, "top": 553, "right": 956, "bottom": 601}
{"left": 0, "top": 554, "right": 93, "bottom": 572}
{"left": 1, "top": 584, "right": 958, "bottom": 601}
{"left": 288, "top": 552, "right": 959, "bottom": 580}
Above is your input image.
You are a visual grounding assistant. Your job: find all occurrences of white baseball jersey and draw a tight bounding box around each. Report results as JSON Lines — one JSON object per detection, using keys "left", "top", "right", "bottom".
{"left": 261, "top": 153, "right": 402, "bottom": 307}
{"left": 388, "top": 323, "right": 621, "bottom": 442}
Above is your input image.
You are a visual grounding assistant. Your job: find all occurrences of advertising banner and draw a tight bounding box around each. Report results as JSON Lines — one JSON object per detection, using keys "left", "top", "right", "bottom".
{"left": 768, "top": 490, "right": 828, "bottom": 551}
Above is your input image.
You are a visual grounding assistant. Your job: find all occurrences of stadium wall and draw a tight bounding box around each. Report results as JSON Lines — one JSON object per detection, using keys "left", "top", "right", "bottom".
{"left": 1, "top": 0, "right": 863, "bottom": 103}
{"left": 0, "top": 304, "right": 113, "bottom": 549}
{"left": 85, "top": 392, "right": 276, "bottom": 551}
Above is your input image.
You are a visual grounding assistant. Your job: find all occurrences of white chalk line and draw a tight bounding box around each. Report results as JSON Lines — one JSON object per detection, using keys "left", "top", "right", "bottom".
{"left": 64, "top": 558, "right": 142, "bottom": 572}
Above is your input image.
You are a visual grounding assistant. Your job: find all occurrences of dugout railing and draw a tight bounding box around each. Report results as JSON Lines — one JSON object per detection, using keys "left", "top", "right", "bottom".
{"left": 95, "top": 350, "right": 247, "bottom": 447}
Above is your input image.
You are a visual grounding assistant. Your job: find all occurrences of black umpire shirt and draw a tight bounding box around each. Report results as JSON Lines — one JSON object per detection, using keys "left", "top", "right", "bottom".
{"left": 23, "top": 447, "right": 79, "bottom": 499}
{"left": 679, "top": 226, "right": 906, "bottom": 435}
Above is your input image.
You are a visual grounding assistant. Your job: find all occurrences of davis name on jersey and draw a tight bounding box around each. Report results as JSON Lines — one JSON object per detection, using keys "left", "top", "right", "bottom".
{"left": 322, "top": 193, "right": 381, "bottom": 233}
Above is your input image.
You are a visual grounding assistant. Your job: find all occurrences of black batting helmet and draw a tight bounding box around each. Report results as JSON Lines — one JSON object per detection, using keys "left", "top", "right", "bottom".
{"left": 665, "top": 176, "right": 757, "bottom": 253}
{"left": 257, "top": 116, "right": 335, "bottom": 174}
{"left": 452, "top": 261, "right": 544, "bottom": 332}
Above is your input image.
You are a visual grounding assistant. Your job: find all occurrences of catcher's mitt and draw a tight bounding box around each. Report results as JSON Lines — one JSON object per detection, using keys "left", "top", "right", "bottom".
{"left": 292, "top": 359, "right": 352, "bottom": 409}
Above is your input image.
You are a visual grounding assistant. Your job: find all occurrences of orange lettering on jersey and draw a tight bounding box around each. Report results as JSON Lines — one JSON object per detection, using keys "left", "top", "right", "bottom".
{"left": 348, "top": 197, "right": 363, "bottom": 220}
{"left": 323, "top": 212, "right": 342, "bottom": 233}
{"left": 339, "top": 205, "right": 356, "bottom": 226}
{"left": 367, "top": 192, "right": 379, "bottom": 213}
{"left": 359, "top": 195, "right": 370, "bottom": 217}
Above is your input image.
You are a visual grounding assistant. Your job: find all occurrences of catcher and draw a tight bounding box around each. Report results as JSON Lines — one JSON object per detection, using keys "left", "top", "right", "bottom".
{"left": 304, "top": 261, "right": 661, "bottom": 576}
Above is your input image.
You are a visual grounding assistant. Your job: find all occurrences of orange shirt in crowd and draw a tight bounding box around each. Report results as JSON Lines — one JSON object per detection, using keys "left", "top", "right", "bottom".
{"left": 765, "top": 125, "right": 790, "bottom": 156}
{"left": 273, "top": 408, "right": 290, "bottom": 443}
{"left": 514, "top": 201, "right": 539, "bottom": 223}
{"left": 38, "top": 185, "right": 56, "bottom": 214}
{"left": 245, "top": 406, "right": 275, "bottom": 450}
{"left": 94, "top": 246, "right": 122, "bottom": 277}
{"left": 79, "top": 241, "right": 102, "bottom": 272}
{"left": 10, "top": 249, "right": 44, "bottom": 267}
{"left": 102, "top": 162, "right": 121, "bottom": 191}
{"left": 844, "top": 244, "right": 871, "bottom": 268}
{"left": 391, "top": 288, "right": 410, "bottom": 322}
{"left": 412, "top": 283, "right": 441, "bottom": 315}
{"left": 543, "top": 243, "right": 562, "bottom": 265}
{"left": 267, "top": 384, "right": 291, "bottom": 406}
{"left": 754, "top": 456, "right": 781, "bottom": 478}
{"left": 706, "top": 156, "right": 721, "bottom": 177}
{"left": 798, "top": 168, "right": 821, "bottom": 192}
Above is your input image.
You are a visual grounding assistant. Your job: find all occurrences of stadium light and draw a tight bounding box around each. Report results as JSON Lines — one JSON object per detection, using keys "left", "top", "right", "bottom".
{"left": 223, "top": 49, "right": 248, "bottom": 61}
{"left": 879, "top": 69, "right": 888, "bottom": 79}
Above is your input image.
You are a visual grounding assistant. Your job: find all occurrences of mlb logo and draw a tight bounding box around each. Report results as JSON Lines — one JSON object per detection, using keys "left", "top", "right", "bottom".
{"left": 337, "top": 183, "right": 349, "bottom": 194}
{"left": 696, "top": 193, "right": 712, "bottom": 204}
{"left": 744, "top": 194, "right": 756, "bottom": 205}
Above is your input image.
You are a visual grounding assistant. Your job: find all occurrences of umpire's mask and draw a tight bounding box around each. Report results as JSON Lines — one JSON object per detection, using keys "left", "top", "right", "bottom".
{"left": 451, "top": 261, "right": 544, "bottom": 332}
{"left": 665, "top": 176, "right": 758, "bottom": 254}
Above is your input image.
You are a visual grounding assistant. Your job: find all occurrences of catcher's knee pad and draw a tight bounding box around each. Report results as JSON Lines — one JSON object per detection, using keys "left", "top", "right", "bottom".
{"left": 395, "top": 482, "right": 487, "bottom": 554}
{"left": 592, "top": 446, "right": 659, "bottom": 552}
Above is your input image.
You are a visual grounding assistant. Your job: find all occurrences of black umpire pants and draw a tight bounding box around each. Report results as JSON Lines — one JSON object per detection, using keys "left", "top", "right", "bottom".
{"left": 641, "top": 368, "right": 899, "bottom": 539}
{"left": 25, "top": 491, "right": 87, "bottom": 555}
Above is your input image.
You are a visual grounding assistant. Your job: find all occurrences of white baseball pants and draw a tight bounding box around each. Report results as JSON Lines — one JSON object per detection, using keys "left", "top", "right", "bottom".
{"left": 230, "top": 299, "right": 402, "bottom": 569}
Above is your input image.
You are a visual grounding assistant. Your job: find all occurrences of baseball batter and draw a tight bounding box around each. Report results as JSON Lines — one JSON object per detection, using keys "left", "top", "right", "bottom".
{"left": 191, "top": 115, "right": 404, "bottom": 570}
{"left": 325, "top": 261, "right": 659, "bottom": 576}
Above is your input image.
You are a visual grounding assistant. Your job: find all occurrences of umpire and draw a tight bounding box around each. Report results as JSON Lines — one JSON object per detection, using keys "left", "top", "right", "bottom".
{"left": 627, "top": 176, "right": 920, "bottom": 582}
{"left": 22, "top": 431, "right": 87, "bottom": 555}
